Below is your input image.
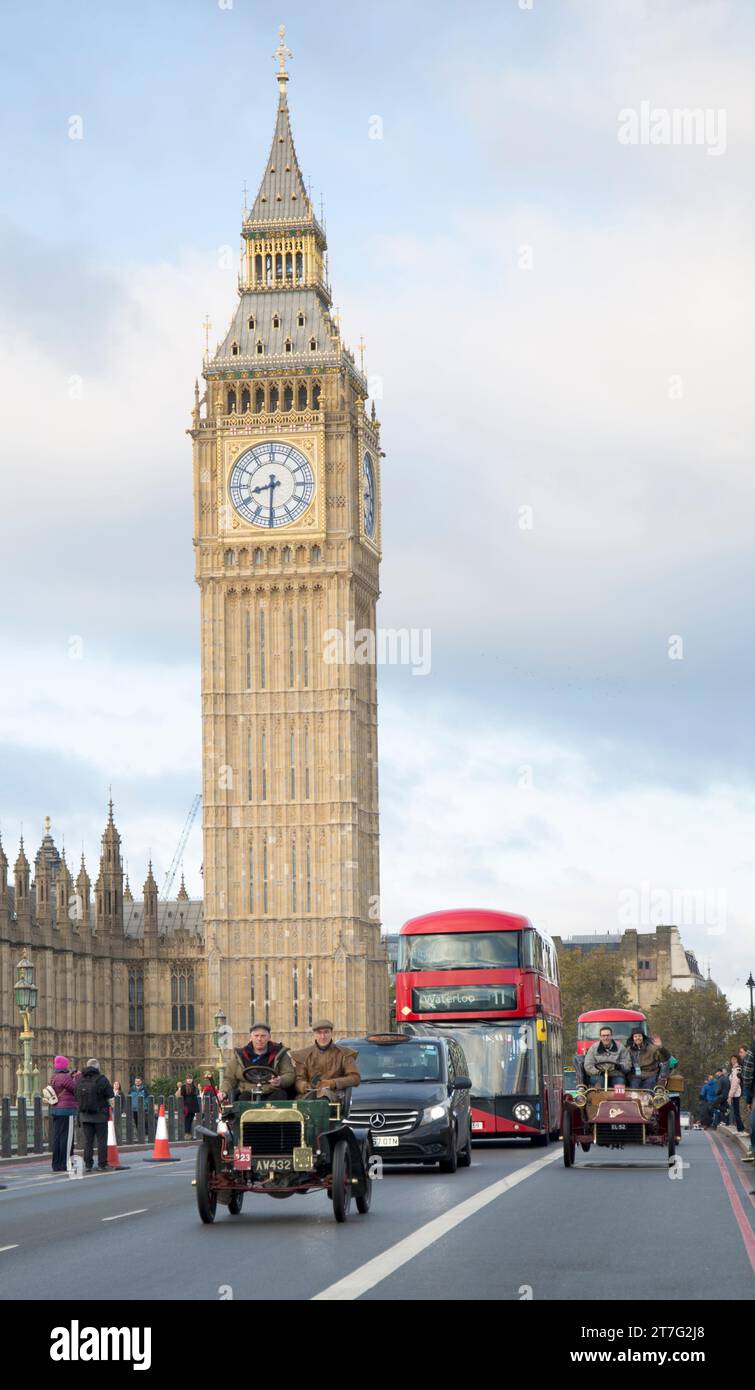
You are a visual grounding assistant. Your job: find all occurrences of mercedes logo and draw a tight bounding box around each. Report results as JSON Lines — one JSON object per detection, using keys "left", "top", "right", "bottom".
{"left": 370, "top": 1112, "right": 386, "bottom": 1129}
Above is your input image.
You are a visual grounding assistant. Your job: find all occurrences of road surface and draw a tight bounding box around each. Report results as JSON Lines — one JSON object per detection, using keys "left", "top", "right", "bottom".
{"left": 0, "top": 1130, "right": 752, "bottom": 1300}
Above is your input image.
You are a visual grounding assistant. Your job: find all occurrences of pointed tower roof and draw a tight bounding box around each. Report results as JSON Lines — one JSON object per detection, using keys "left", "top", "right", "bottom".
{"left": 0, "top": 833, "right": 8, "bottom": 872}
{"left": 123, "top": 874, "right": 133, "bottom": 903}
{"left": 15, "top": 837, "right": 29, "bottom": 873}
{"left": 177, "top": 872, "right": 190, "bottom": 903}
{"left": 76, "top": 852, "right": 90, "bottom": 890}
{"left": 247, "top": 25, "right": 316, "bottom": 228}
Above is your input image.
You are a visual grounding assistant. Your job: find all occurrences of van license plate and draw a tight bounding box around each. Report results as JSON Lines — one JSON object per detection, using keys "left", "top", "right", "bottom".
{"left": 372, "top": 1135, "right": 399, "bottom": 1147}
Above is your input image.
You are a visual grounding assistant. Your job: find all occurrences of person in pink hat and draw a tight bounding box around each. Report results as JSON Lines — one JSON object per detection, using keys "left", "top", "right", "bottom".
{"left": 47, "top": 1055, "right": 81, "bottom": 1172}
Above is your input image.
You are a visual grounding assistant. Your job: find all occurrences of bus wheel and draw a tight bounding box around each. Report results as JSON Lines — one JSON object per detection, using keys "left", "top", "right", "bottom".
{"left": 530, "top": 1132, "right": 548, "bottom": 1147}
{"left": 562, "top": 1108, "right": 576, "bottom": 1168}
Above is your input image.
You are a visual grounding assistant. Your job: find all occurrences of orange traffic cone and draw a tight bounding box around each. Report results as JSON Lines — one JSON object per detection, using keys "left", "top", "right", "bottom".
{"left": 106, "top": 1107, "right": 128, "bottom": 1171}
{"left": 142, "top": 1103, "right": 180, "bottom": 1162}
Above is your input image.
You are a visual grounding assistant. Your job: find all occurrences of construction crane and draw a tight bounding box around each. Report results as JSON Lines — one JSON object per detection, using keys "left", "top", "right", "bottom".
{"left": 161, "top": 793, "right": 202, "bottom": 900}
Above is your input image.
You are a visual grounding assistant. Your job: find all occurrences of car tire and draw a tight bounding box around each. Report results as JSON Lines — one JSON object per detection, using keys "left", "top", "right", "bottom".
{"left": 667, "top": 1117, "right": 676, "bottom": 1162}
{"left": 438, "top": 1125, "right": 458, "bottom": 1173}
{"left": 458, "top": 1126, "right": 472, "bottom": 1167}
{"left": 195, "top": 1144, "right": 218, "bottom": 1224}
{"left": 331, "top": 1138, "right": 352, "bottom": 1222}
{"left": 562, "top": 1107, "right": 575, "bottom": 1169}
{"left": 228, "top": 1191, "right": 244, "bottom": 1215}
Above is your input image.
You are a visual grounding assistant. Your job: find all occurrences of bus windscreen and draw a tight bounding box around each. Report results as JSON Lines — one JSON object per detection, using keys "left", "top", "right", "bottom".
{"left": 399, "top": 931, "right": 520, "bottom": 972}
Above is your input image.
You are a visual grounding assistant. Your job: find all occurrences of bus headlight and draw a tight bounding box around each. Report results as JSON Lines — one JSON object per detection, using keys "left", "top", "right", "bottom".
{"left": 513, "top": 1103, "right": 533, "bottom": 1123}
{"left": 422, "top": 1104, "right": 448, "bottom": 1123}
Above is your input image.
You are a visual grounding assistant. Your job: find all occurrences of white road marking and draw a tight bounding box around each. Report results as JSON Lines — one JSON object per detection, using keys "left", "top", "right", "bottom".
{"left": 0, "top": 1244, "right": 19, "bottom": 1252}
{"left": 102, "top": 1209, "right": 148, "bottom": 1222}
{"left": 312, "top": 1149, "right": 562, "bottom": 1301}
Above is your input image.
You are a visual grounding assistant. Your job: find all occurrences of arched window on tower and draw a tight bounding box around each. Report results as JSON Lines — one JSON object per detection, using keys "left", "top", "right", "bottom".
{"left": 231, "top": 341, "right": 239, "bottom": 356}
{"left": 256, "top": 340, "right": 264, "bottom": 356}
{"left": 297, "top": 311, "right": 305, "bottom": 328}
{"left": 284, "top": 338, "right": 292, "bottom": 355}
{"left": 241, "top": 387, "right": 250, "bottom": 412}
{"left": 285, "top": 251, "right": 293, "bottom": 282}
{"left": 254, "top": 255, "right": 262, "bottom": 285}
{"left": 254, "top": 546, "right": 264, "bottom": 564}
{"left": 309, "top": 337, "right": 317, "bottom": 352}
{"left": 275, "top": 252, "right": 283, "bottom": 281}
{"left": 295, "top": 251, "right": 303, "bottom": 283}
{"left": 272, "top": 313, "right": 280, "bottom": 330}
{"left": 265, "top": 252, "right": 273, "bottom": 286}
{"left": 283, "top": 383, "right": 293, "bottom": 411}
{"left": 297, "top": 382, "right": 307, "bottom": 411}
{"left": 282, "top": 545, "right": 292, "bottom": 564}
{"left": 312, "top": 381, "right": 321, "bottom": 408}
{"left": 171, "top": 965, "right": 195, "bottom": 1032}
{"left": 254, "top": 386, "right": 265, "bottom": 413}
{"left": 269, "top": 384, "right": 279, "bottom": 412}
{"left": 227, "top": 388, "right": 236, "bottom": 414}
{"left": 248, "top": 314, "right": 256, "bottom": 330}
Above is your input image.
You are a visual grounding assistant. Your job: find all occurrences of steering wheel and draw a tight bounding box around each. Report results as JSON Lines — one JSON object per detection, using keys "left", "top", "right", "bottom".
{"left": 241, "top": 1064, "right": 276, "bottom": 1084}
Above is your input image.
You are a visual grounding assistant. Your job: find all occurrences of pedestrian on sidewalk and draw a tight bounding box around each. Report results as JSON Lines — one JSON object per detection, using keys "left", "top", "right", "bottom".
{"left": 176, "top": 1075, "right": 201, "bottom": 1138}
{"left": 47, "top": 1055, "right": 80, "bottom": 1172}
{"left": 741, "top": 1034, "right": 755, "bottom": 1163}
{"left": 128, "top": 1075, "right": 150, "bottom": 1130}
{"left": 112, "top": 1080, "right": 123, "bottom": 1100}
{"left": 76, "top": 1059, "right": 114, "bottom": 1172}
{"left": 727, "top": 1054, "right": 744, "bottom": 1132}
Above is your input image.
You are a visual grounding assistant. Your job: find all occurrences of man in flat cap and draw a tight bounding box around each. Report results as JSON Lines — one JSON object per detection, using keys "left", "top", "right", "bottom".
{"left": 225, "top": 1023, "right": 296, "bottom": 1101}
{"left": 293, "top": 1021, "right": 360, "bottom": 1103}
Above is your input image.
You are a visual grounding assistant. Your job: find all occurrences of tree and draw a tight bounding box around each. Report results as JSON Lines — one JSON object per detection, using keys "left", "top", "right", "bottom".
{"left": 556, "top": 946, "right": 632, "bottom": 1052}
{"left": 649, "top": 988, "right": 750, "bottom": 1116}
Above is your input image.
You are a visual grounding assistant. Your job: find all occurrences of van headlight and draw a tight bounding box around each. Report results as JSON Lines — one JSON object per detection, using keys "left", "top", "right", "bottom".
{"left": 422, "top": 1103, "right": 448, "bottom": 1123}
{"left": 513, "top": 1103, "right": 533, "bottom": 1122}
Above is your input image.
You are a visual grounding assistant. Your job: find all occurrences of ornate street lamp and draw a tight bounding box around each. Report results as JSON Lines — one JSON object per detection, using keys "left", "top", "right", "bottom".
{"left": 746, "top": 973, "right": 755, "bottom": 1029}
{"left": 212, "top": 1008, "right": 228, "bottom": 1092}
{"left": 15, "top": 952, "right": 39, "bottom": 1103}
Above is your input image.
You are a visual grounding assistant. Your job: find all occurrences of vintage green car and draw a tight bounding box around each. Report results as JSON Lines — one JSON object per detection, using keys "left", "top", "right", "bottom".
{"left": 194, "top": 1070, "right": 373, "bottom": 1224}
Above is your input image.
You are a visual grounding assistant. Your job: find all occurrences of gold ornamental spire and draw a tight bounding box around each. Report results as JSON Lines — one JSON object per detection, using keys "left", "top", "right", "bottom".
{"left": 274, "top": 23, "right": 292, "bottom": 95}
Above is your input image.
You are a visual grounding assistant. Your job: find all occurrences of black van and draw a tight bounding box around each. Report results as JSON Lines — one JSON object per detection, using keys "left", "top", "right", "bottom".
{"left": 340, "top": 1034, "right": 473, "bottom": 1171}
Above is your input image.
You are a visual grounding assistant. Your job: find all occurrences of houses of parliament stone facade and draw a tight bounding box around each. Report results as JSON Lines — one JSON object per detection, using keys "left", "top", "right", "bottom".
{"left": 0, "top": 36, "right": 388, "bottom": 1095}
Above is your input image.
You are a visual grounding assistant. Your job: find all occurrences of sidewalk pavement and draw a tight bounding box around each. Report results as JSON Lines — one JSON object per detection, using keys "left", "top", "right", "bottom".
{"left": 718, "top": 1123, "right": 752, "bottom": 1158}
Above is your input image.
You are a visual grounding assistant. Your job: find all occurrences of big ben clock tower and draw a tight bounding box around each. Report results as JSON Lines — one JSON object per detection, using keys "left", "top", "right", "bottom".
{"left": 192, "top": 30, "right": 388, "bottom": 1051}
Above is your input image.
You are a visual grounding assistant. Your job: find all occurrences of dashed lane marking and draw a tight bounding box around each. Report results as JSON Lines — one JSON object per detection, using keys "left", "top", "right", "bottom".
{"left": 0, "top": 1245, "right": 19, "bottom": 1252}
{"left": 312, "top": 1148, "right": 561, "bottom": 1301}
{"left": 102, "top": 1209, "right": 148, "bottom": 1222}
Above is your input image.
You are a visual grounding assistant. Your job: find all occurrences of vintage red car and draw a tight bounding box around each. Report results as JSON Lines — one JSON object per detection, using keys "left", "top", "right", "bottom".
{"left": 562, "top": 1073, "right": 681, "bottom": 1167}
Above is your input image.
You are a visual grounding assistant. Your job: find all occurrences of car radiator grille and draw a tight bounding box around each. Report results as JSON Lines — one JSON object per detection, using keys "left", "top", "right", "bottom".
{"left": 594, "top": 1124, "right": 645, "bottom": 1145}
{"left": 240, "top": 1121, "right": 301, "bottom": 1154}
{"left": 346, "top": 1108, "right": 420, "bottom": 1135}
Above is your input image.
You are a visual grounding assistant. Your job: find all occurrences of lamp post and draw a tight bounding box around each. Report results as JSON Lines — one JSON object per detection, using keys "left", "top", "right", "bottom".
{"left": 212, "top": 1008, "right": 228, "bottom": 1092}
{"left": 746, "top": 973, "right": 755, "bottom": 1029}
{"left": 14, "top": 952, "right": 39, "bottom": 1104}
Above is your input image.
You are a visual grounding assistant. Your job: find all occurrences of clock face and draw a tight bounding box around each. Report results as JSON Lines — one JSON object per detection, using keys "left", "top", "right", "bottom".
{"left": 228, "top": 442, "right": 315, "bottom": 528}
{"left": 362, "top": 451, "right": 376, "bottom": 539}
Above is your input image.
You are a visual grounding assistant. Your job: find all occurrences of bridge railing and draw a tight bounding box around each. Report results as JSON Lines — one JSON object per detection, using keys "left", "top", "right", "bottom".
{"left": 0, "top": 1093, "right": 215, "bottom": 1158}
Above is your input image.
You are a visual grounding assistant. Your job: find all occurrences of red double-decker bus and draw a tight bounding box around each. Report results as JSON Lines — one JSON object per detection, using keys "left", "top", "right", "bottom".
{"left": 576, "top": 1008, "right": 647, "bottom": 1055}
{"left": 397, "top": 909, "right": 562, "bottom": 1143}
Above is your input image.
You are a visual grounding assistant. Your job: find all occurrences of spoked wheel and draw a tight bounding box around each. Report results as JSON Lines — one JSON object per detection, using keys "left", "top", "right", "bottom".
{"left": 331, "top": 1138, "right": 352, "bottom": 1223}
{"left": 667, "top": 1115, "right": 676, "bottom": 1162}
{"left": 228, "top": 1190, "right": 244, "bottom": 1215}
{"left": 196, "top": 1144, "right": 218, "bottom": 1223}
{"left": 356, "top": 1168, "right": 372, "bottom": 1215}
{"left": 562, "top": 1107, "right": 576, "bottom": 1168}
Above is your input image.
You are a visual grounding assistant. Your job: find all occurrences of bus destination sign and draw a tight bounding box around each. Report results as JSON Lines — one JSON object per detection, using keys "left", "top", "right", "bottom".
{"left": 412, "top": 984, "right": 518, "bottom": 1013}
